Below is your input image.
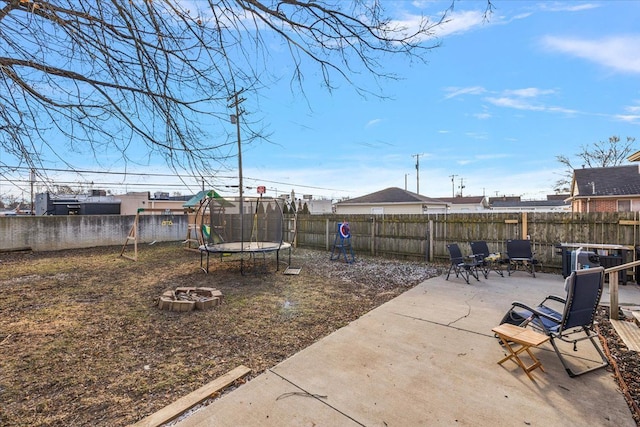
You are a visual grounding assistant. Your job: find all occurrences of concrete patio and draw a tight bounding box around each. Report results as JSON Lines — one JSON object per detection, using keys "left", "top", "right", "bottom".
{"left": 172, "top": 270, "right": 640, "bottom": 427}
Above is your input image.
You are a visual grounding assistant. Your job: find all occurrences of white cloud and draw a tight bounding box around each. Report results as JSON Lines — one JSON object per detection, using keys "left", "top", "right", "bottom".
{"left": 390, "top": 7, "right": 490, "bottom": 43}
{"left": 614, "top": 114, "right": 640, "bottom": 124}
{"left": 485, "top": 97, "right": 544, "bottom": 111}
{"left": 410, "top": 1, "right": 434, "bottom": 8}
{"left": 538, "top": 2, "right": 601, "bottom": 13}
{"left": 432, "top": 10, "right": 487, "bottom": 38}
{"left": 484, "top": 87, "right": 580, "bottom": 115}
{"left": 486, "top": 96, "right": 581, "bottom": 115}
{"left": 511, "top": 12, "right": 533, "bottom": 20}
{"left": 541, "top": 35, "right": 640, "bottom": 74}
{"left": 365, "top": 118, "right": 383, "bottom": 128}
{"left": 546, "top": 106, "right": 579, "bottom": 115}
{"left": 473, "top": 112, "right": 491, "bottom": 120}
{"left": 443, "top": 86, "right": 486, "bottom": 99}
{"left": 503, "top": 88, "right": 555, "bottom": 98}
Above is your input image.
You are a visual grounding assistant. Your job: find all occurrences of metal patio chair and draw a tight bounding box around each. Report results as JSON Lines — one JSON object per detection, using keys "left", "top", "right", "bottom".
{"left": 446, "top": 243, "right": 480, "bottom": 284}
{"left": 499, "top": 267, "right": 609, "bottom": 377}
{"left": 470, "top": 241, "right": 505, "bottom": 278}
{"left": 506, "top": 239, "right": 538, "bottom": 277}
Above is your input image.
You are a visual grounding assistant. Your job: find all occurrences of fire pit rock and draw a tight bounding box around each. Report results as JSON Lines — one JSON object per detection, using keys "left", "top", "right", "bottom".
{"left": 157, "top": 287, "right": 223, "bottom": 312}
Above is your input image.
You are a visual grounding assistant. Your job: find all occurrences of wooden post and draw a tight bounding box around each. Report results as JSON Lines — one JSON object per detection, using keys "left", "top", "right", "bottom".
{"left": 371, "top": 216, "right": 376, "bottom": 256}
{"left": 120, "top": 212, "right": 139, "bottom": 261}
{"left": 325, "top": 218, "right": 330, "bottom": 251}
{"left": 428, "top": 220, "right": 434, "bottom": 262}
{"left": 292, "top": 216, "right": 298, "bottom": 248}
{"left": 610, "top": 270, "right": 619, "bottom": 320}
{"left": 522, "top": 212, "right": 528, "bottom": 238}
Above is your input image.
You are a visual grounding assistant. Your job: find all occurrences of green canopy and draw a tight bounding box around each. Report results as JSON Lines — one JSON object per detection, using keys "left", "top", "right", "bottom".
{"left": 183, "top": 190, "right": 233, "bottom": 208}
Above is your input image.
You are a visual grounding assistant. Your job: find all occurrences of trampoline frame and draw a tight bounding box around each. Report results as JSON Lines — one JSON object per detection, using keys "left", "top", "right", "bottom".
{"left": 198, "top": 195, "right": 294, "bottom": 275}
{"left": 199, "top": 241, "right": 292, "bottom": 274}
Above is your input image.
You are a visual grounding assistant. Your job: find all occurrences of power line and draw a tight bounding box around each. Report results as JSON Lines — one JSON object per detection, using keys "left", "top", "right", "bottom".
{"left": 1, "top": 165, "right": 350, "bottom": 193}
{"left": 0, "top": 179, "right": 192, "bottom": 188}
{"left": 0, "top": 178, "right": 342, "bottom": 204}
{"left": 2, "top": 165, "right": 186, "bottom": 178}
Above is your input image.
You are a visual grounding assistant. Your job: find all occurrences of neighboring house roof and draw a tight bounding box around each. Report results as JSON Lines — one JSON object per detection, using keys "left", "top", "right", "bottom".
{"left": 491, "top": 200, "right": 568, "bottom": 208}
{"left": 571, "top": 164, "right": 640, "bottom": 198}
{"left": 546, "top": 194, "right": 570, "bottom": 201}
{"left": 437, "top": 196, "right": 486, "bottom": 205}
{"left": 628, "top": 151, "right": 640, "bottom": 162}
{"left": 336, "top": 187, "right": 447, "bottom": 205}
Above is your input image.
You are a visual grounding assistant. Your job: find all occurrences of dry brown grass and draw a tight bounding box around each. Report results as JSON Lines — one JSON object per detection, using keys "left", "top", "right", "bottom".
{"left": 0, "top": 243, "right": 440, "bottom": 427}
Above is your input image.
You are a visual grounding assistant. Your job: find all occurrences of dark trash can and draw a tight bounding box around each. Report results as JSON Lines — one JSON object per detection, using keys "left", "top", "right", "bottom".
{"left": 558, "top": 246, "right": 600, "bottom": 277}
{"left": 599, "top": 254, "right": 626, "bottom": 284}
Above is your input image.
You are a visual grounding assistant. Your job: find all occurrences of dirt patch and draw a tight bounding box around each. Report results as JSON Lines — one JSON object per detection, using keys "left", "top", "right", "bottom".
{"left": 1, "top": 243, "right": 639, "bottom": 426}
{"left": 0, "top": 243, "right": 440, "bottom": 426}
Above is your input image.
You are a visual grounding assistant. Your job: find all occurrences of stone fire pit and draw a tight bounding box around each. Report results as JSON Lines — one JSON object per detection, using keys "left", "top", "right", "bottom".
{"left": 157, "top": 287, "right": 223, "bottom": 312}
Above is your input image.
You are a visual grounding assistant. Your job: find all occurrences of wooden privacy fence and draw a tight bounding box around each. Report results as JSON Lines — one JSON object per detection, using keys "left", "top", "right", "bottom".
{"left": 2, "top": 211, "right": 640, "bottom": 277}
{"left": 290, "top": 212, "right": 640, "bottom": 274}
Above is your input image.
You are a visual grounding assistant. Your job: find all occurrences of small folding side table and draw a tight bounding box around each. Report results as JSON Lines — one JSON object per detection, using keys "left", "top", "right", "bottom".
{"left": 492, "top": 323, "right": 550, "bottom": 380}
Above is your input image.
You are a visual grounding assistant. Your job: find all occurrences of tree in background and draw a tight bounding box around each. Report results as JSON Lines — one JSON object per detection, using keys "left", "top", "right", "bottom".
{"left": 0, "top": 0, "right": 480, "bottom": 188}
{"left": 554, "top": 136, "right": 637, "bottom": 193}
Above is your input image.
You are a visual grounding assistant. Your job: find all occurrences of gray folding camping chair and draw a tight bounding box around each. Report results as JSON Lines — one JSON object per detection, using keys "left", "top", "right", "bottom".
{"left": 446, "top": 243, "right": 480, "bottom": 284}
{"left": 506, "top": 239, "right": 538, "bottom": 277}
{"left": 499, "top": 267, "right": 609, "bottom": 377}
{"left": 470, "top": 240, "right": 505, "bottom": 278}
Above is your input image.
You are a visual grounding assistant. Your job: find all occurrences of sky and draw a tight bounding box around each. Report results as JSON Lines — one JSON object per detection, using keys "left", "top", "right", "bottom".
{"left": 3, "top": 0, "right": 640, "bottom": 203}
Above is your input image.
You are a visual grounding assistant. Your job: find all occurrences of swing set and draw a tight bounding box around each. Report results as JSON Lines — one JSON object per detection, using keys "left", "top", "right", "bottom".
{"left": 119, "top": 190, "right": 230, "bottom": 261}
{"left": 119, "top": 207, "right": 186, "bottom": 261}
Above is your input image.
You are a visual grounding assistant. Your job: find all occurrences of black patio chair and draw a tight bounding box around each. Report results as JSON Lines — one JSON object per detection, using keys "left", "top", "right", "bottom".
{"left": 446, "top": 243, "right": 480, "bottom": 284}
{"left": 506, "top": 239, "right": 538, "bottom": 277}
{"left": 470, "top": 241, "right": 504, "bottom": 278}
{"left": 499, "top": 267, "right": 609, "bottom": 377}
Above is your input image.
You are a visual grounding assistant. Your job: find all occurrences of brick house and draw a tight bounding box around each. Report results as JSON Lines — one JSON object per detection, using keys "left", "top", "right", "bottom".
{"left": 569, "top": 164, "right": 640, "bottom": 212}
{"left": 489, "top": 195, "right": 570, "bottom": 212}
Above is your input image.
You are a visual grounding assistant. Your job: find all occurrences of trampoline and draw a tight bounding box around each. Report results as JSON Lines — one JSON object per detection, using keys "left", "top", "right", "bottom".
{"left": 197, "top": 195, "right": 295, "bottom": 274}
{"left": 199, "top": 241, "right": 292, "bottom": 274}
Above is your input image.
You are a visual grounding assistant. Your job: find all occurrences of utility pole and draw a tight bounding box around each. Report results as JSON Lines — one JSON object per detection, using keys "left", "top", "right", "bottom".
{"left": 228, "top": 88, "right": 246, "bottom": 243}
{"left": 449, "top": 174, "right": 457, "bottom": 197}
{"left": 404, "top": 173, "right": 410, "bottom": 191}
{"left": 459, "top": 177, "right": 466, "bottom": 197}
{"left": 412, "top": 153, "right": 424, "bottom": 194}
{"left": 30, "top": 168, "right": 35, "bottom": 215}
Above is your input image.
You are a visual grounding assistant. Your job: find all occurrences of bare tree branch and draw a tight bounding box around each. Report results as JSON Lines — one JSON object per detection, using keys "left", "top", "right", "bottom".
{"left": 0, "top": 0, "right": 476, "bottom": 186}
{"left": 555, "top": 135, "right": 637, "bottom": 193}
